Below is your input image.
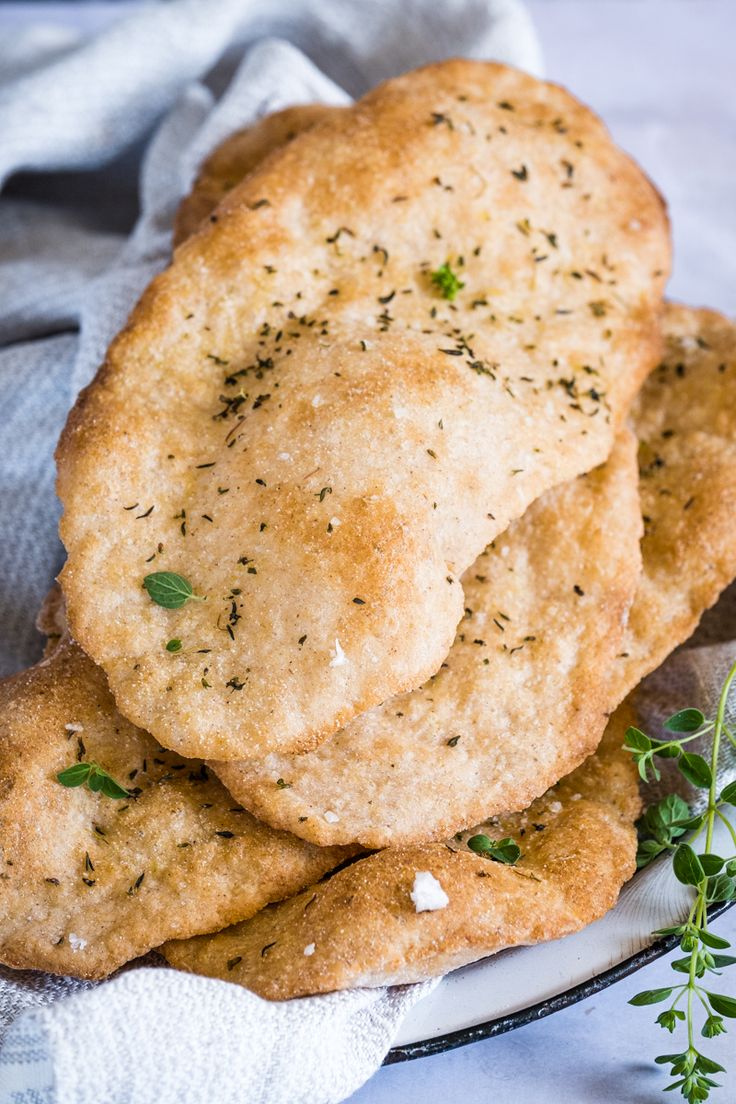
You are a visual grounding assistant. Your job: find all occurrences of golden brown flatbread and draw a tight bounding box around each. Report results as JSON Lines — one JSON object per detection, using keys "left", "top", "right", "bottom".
{"left": 162, "top": 704, "right": 639, "bottom": 997}
{"left": 214, "top": 430, "right": 642, "bottom": 847}
{"left": 0, "top": 638, "right": 351, "bottom": 979}
{"left": 608, "top": 303, "right": 736, "bottom": 699}
{"left": 173, "top": 104, "right": 338, "bottom": 246}
{"left": 57, "top": 59, "right": 669, "bottom": 761}
{"left": 212, "top": 305, "right": 736, "bottom": 848}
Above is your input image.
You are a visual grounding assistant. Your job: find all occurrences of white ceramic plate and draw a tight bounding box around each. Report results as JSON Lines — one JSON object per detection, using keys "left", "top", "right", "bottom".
{"left": 388, "top": 816, "right": 734, "bottom": 1061}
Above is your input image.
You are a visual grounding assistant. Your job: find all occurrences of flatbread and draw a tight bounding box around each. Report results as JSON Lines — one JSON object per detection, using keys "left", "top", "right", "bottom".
{"left": 212, "top": 305, "right": 736, "bottom": 847}
{"left": 608, "top": 303, "right": 736, "bottom": 699}
{"left": 0, "top": 638, "right": 351, "bottom": 979}
{"left": 215, "top": 430, "right": 642, "bottom": 846}
{"left": 162, "top": 704, "right": 639, "bottom": 997}
{"left": 57, "top": 59, "right": 669, "bottom": 761}
{"left": 35, "top": 584, "right": 66, "bottom": 655}
{"left": 173, "top": 104, "right": 337, "bottom": 245}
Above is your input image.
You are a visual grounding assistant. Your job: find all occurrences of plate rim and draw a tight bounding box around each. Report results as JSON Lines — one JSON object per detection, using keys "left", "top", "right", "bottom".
{"left": 385, "top": 899, "right": 734, "bottom": 1064}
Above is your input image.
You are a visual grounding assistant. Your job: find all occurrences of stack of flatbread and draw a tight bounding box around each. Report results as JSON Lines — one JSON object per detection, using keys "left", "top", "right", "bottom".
{"left": 2, "top": 60, "right": 735, "bottom": 1001}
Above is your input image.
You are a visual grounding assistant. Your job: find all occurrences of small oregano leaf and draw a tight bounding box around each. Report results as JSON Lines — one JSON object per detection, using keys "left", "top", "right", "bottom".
{"left": 699, "top": 930, "right": 731, "bottom": 950}
{"left": 625, "top": 726, "right": 652, "bottom": 752}
{"left": 706, "top": 874, "right": 736, "bottom": 903}
{"left": 467, "top": 834, "right": 521, "bottom": 865}
{"left": 97, "top": 772, "right": 132, "bottom": 799}
{"left": 672, "top": 843, "right": 705, "bottom": 887}
{"left": 56, "top": 762, "right": 93, "bottom": 788}
{"left": 707, "top": 993, "right": 736, "bottom": 1018}
{"left": 56, "top": 761, "right": 130, "bottom": 801}
{"left": 678, "top": 752, "right": 713, "bottom": 789}
{"left": 629, "top": 988, "right": 674, "bottom": 1006}
{"left": 143, "top": 571, "right": 200, "bottom": 609}
{"left": 699, "top": 853, "right": 725, "bottom": 876}
{"left": 664, "top": 708, "right": 706, "bottom": 733}
{"left": 719, "top": 780, "right": 736, "bottom": 805}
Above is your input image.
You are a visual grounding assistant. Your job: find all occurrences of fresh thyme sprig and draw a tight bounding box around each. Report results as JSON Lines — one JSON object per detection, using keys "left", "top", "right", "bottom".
{"left": 625, "top": 659, "right": 736, "bottom": 1103}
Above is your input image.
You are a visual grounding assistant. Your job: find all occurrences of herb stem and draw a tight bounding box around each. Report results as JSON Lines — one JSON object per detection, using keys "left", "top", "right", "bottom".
{"left": 706, "top": 661, "right": 736, "bottom": 855}
{"left": 626, "top": 659, "right": 736, "bottom": 1102}
{"left": 715, "top": 806, "right": 736, "bottom": 849}
{"left": 687, "top": 968, "right": 696, "bottom": 1051}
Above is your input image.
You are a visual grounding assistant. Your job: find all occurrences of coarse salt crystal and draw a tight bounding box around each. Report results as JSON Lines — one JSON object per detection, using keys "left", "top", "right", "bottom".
{"left": 278, "top": 452, "right": 292, "bottom": 461}
{"left": 329, "top": 638, "right": 347, "bottom": 667}
{"left": 329, "top": 517, "right": 341, "bottom": 528}
{"left": 323, "top": 810, "right": 340, "bottom": 824}
{"left": 311, "top": 395, "right": 324, "bottom": 408}
{"left": 410, "top": 871, "right": 449, "bottom": 913}
{"left": 548, "top": 800, "right": 563, "bottom": 814}
{"left": 303, "top": 943, "right": 316, "bottom": 956}
{"left": 64, "top": 723, "right": 84, "bottom": 733}
{"left": 68, "top": 933, "right": 87, "bottom": 952}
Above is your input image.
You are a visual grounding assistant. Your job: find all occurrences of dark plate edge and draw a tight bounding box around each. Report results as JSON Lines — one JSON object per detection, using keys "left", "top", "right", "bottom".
{"left": 385, "top": 900, "right": 734, "bottom": 1064}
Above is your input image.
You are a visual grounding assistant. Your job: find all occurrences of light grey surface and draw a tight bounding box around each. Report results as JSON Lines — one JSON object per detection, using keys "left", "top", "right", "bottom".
{"left": 0, "top": 3, "right": 734, "bottom": 1103}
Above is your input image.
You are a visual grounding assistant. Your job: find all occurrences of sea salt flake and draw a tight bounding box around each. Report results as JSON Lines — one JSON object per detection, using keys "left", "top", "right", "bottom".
{"left": 311, "top": 394, "right": 324, "bottom": 408}
{"left": 64, "top": 723, "right": 84, "bottom": 733}
{"left": 329, "top": 638, "right": 347, "bottom": 667}
{"left": 410, "top": 871, "right": 449, "bottom": 913}
{"left": 303, "top": 943, "right": 316, "bottom": 956}
{"left": 68, "top": 933, "right": 87, "bottom": 952}
{"left": 323, "top": 810, "right": 340, "bottom": 824}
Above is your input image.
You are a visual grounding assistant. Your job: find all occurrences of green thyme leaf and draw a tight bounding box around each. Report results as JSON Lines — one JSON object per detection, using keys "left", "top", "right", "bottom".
{"left": 709, "top": 955, "right": 736, "bottom": 969}
{"left": 430, "top": 261, "right": 465, "bottom": 301}
{"left": 56, "top": 762, "right": 93, "bottom": 788}
{"left": 642, "top": 794, "right": 691, "bottom": 842}
{"left": 699, "top": 930, "right": 731, "bottom": 950}
{"left": 706, "top": 874, "right": 736, "bottom": 902}
{"left": 97, "top": 773, "right": 132, "bottom": 799}
{"left": 699, "top": 854, "right": 725, "bottom": 876}
{"left": 625, "top": 726, "right": 652, "bottom": 752}
{"left": 706, "top": 993, "right": 736, "bottom": 1018}
{"left": 143, "top": 571, "right": 201, "bottom": 609}
{"left": 629, "top": 988, "right": 674, "bottom": 1006}
{"left": 695, "top": 1054, "right": 726, "bottom": 1073}
{"left": 672, "top": 843, "right": 705, "bottom": 886}
{"left": 679, "top": 752, "right": 713, "bottom": 789}
{"left": 87, "top": 770, "right": 104, "bottom": 793}
{"left": 636, "top": 838, "right": 667, "bottom": 869}
{"left": 467, "top": 834, "right": 520, "bottom": 864}
{"left": 664, "top": 708, "right": 706, "bottom": 733}
{"left": 720, "top": 780, "right": 736, "bottom": 805}
{"left": 651, "top": 740, "right": 682, "bottom": 760}
{"left": 56, "top": 762, "right": 131, "bottom": 800}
